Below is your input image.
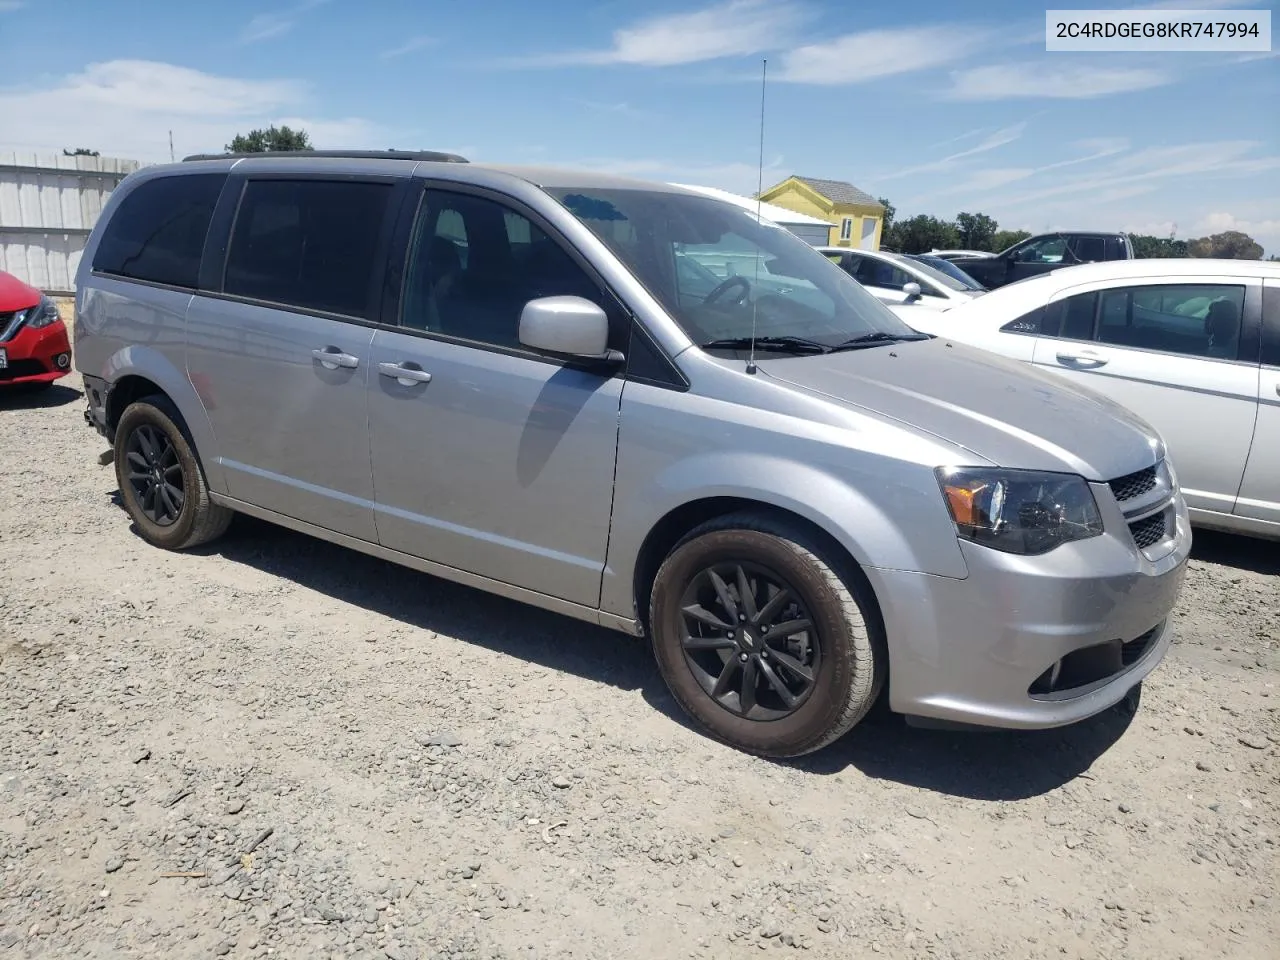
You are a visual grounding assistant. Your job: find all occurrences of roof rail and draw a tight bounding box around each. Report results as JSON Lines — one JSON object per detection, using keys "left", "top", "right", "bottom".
{"left": 182, "top": 149, "right": 469, "bottom": 163}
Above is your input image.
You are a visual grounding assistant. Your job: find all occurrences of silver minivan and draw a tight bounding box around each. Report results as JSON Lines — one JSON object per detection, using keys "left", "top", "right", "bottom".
{"left": 74, "top": 151, "right": 1191, "bottom": 757}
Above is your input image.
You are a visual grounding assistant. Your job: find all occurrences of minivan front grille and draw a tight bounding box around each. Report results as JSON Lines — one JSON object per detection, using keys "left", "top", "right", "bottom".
{"left": 1129, "top": 512, "right": 1167, "bottom": 550}
{"left": 1109, "top": 465, "right": 1158, "bottom": 503}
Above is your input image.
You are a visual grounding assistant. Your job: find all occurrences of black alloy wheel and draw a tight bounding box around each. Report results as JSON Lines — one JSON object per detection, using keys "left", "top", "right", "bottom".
{"left": 679, "top": 561, "right": 820, "bottom": 721}
{"left": 124, "top": 422, "right": 186, "bottom": 526}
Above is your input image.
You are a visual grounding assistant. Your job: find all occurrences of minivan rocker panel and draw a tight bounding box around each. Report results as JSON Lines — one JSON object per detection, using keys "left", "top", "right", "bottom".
{"left": 74, "top": 157, "right": 1190, "bottom": 758}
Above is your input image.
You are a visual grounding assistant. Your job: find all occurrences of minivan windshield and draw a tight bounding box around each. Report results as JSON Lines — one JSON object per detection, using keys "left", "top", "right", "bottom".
{"left": 546, "top": 187, "right": 921, "bottom": 353}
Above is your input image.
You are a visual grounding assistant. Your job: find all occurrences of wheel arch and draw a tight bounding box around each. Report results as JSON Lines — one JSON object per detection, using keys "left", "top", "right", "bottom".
{"left": 630, "top": 496, "right": 886, "bottom": 646}
{"left": 102, "top": 347, "right": 226, "bottom": 494}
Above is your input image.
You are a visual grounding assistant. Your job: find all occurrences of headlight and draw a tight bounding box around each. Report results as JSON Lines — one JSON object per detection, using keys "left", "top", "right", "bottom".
{"left": 21, "top": 296, "right": 61, "bottom": 329}
{"left": 936, "top": 467, "right": 1103, "bottom": 555}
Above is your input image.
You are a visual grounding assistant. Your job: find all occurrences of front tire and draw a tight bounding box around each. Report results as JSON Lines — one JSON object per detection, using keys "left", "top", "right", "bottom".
{"left": 114, "top": 395, "right": 232, "bottom": 550}
{"left": 649, "top": 512, "right": 883, "bottom": 758}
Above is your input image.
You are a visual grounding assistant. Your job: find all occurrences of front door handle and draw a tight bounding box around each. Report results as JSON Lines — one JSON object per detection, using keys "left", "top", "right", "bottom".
{"left": 1056, "top": 349, "right": 1108, "bottom": 367}
{"left": 312, "top": 347, "right": 359, "bottom": 370}
{"left": 378, "top": 361, "right": 432, "bottom": 385}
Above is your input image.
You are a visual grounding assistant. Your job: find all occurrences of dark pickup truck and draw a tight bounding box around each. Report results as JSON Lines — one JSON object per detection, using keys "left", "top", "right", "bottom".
{"left": 944, "top": 231, "right": 1134, "bottom": 290}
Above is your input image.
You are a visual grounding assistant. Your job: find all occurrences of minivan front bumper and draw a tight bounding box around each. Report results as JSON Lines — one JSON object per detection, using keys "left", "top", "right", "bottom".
{"left": 870, "top": 483, "right": 1191, "bottom": 729}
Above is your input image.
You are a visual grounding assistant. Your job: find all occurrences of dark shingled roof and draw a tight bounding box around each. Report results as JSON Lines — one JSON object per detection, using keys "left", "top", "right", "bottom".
{"left": 792, "top": 176, "right": 883, "bottom": 209}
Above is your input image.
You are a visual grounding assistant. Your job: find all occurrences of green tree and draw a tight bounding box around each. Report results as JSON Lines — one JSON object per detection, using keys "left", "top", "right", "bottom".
{"left": 63, "top": 147, "right": 100, "bottom": 157}
{"left": 1187, "top": 230, "right": 1263, "bottom": 260}
{"left": 875, "top": 197, "right": 897, "bottom": 250}
{"left": 990, "top": 229, "right": 1031, "bottom": 253}
{"left": 1130, "top": 234, "right": 1188, "bottom": 258}
{"left": 225, "top": 125, "right": 313, "bottom": 153}
{"left": 954, "top": 212, "right": 999, "bottom": 251}
{"left": 893, "top": 214, "right": 959, "bottom": 255}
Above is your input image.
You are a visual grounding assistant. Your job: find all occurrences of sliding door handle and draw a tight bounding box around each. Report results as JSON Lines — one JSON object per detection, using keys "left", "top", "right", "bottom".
{"left": 378, "top": 361, "right": 432, "bottom": 385}
{"left": 312, "top": 347, "right": 359, "bottom": 370}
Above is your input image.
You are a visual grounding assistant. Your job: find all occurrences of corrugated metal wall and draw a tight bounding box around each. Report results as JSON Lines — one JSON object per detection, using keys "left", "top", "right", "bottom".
{"left": 0, "top": 152, "right": 141, "bottom": 295}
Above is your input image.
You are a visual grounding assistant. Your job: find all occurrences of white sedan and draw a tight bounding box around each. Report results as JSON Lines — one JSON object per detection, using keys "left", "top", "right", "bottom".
{"left": 816, "top": 246, "right": 984, "bottom": 319}
{"left": 904, "top": 258, "right": 1280, "bottom": 541}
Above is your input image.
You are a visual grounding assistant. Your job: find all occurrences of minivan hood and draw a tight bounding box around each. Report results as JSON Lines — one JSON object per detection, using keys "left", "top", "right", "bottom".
{"left": 757, "top": 338, "right": 1163, "bottom": 481}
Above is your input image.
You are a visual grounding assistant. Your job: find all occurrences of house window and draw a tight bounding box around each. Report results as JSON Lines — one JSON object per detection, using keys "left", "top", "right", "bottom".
{"left": 840, "top": 217, "right": 854, "bottom": 241}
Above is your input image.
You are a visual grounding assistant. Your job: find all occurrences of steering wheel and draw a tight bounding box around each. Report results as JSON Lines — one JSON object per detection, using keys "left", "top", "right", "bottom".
{"left": 703, "top": 275, "right": 751, "bottom": 306}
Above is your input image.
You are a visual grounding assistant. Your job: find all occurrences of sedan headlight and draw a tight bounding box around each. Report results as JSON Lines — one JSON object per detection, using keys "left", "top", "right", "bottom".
{"left": 936, "top": 467, "right": 1103, "bottom": 555}
{"left": 20, "top": 295, "right": 61, "bottom": 329}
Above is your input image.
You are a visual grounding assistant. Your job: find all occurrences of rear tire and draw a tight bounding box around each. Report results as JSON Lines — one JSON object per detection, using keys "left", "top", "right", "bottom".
{"left": 649, "top": 512, "right": 883, "bottom": 758}
{"left": 114, "top": 395, "right": 232, "bottom": 550}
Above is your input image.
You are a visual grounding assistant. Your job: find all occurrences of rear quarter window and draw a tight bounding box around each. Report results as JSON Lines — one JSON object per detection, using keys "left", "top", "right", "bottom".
{"left": 92, "top": 173, "right": 227, "bottom": 289}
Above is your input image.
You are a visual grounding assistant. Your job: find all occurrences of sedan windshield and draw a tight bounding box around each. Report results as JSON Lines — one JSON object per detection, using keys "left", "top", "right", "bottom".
{"left": 546, "top": 187, "right": 919, "bottom": 352}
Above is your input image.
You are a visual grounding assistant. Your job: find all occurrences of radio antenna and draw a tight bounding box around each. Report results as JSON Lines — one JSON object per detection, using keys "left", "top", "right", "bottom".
{"left": 746, "top": 58, "right": 767, "bottom": 376}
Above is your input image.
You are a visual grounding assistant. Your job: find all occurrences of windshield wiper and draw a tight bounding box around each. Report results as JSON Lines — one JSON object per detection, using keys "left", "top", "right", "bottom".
{"left": 699, "top": 335, "right": 831, "bottom": 355}
{"left": 828, "top": 331, "right": 931, "bottom": 352}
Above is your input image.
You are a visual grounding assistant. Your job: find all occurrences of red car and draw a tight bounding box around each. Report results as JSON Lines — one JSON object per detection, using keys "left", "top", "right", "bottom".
{"left": 0, "top": 270, "right": 72, "bottom": 390}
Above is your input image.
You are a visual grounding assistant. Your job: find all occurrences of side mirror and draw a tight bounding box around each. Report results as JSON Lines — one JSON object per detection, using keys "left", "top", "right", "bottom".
{"left": 519, "top": 296, "right": 621, "bottom": 362}
{"left": 902, "top": 282, "right": 922, "bottom": 301}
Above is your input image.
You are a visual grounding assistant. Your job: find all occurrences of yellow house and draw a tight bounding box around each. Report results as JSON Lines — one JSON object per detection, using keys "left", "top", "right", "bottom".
{"left": 757, "top": 176, "right": 885, "bottom": 250}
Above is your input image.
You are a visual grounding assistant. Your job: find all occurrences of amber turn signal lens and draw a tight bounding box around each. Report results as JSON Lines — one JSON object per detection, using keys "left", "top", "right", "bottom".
{"left": 942, "top": 480, "right": 987, "bottom": 527}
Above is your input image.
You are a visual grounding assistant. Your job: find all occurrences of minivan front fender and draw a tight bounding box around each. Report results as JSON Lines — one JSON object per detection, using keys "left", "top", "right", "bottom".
{"left": 600, "top": 450, "right": 970, "bottom": 623}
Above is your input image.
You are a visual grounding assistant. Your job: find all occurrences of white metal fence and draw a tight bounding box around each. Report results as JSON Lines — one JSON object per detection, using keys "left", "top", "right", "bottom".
{"left": 0, "top": 151, "right": 141, "bottom": 295}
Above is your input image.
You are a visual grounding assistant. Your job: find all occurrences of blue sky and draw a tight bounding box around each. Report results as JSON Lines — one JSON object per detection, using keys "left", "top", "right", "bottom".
{"left": 2, "top": 0, "right": 1278, "bottom": 251}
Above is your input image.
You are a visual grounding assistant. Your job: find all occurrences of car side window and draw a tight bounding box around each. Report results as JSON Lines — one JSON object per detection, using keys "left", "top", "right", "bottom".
{"left": 1012, "top": 237, "right": 1067, "bottom": 264}
{"left": 401, "top": 190, "right": 604, "bottom": 349}
{"left": 1095, "top": 284, "right": 1247, "bottom": 359}
{"left": 1040, "top": 292, "right": 1098, "bottom": 340}
{"left": 851, "top": 256, "right": 911, "bottom": 291}
{"left": 223, "top": 179, "right": 393, "bottom": 319}
{"left": 93, "top": 174, "right": 226, "bottom": 289}
{"left": 1071, "top": 236, "right": 1106, "bottom": 262}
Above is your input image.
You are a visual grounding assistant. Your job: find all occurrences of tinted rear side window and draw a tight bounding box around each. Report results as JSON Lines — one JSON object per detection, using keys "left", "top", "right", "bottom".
{"left": 224, "top": 179, "right": 393, "bottom": 318}
{"left": 93, "top": 173, "right": 226, "bottom": 289}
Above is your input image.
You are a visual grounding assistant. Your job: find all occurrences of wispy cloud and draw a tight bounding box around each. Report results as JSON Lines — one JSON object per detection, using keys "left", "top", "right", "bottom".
{"left": 874, "top": 123, "right": 1027, "bottom": 182}
{"left": 239, "top": 0, "right": 329, "bottom": 45}
{"left": 0, "top": 60, "right": 377, "bottom": 161}
{"left": 986, "top": 140, "right": 1278, "bottom": 211}
{"left": 379, "top": 36, "right": 437, "bottom": 60}
{"left": 566, "top": 98, "right": 653, "bottom": 119}
{"left": 507, "top": 0, "right": 806, "bottom": 67}
{"left": 945, "top": 63, "right": 1172, "bottom": 100}
{"left": 926, "top": 126, "right": 991, "bottom": 150}
{"left": 908, "top": 138, "right": 1132, "bottom": 202}
{"left": 778, "top": 25, "right": 991, "bottom": 84}
{"left": 0, "top": 1, "right": 25, "bottom": 12}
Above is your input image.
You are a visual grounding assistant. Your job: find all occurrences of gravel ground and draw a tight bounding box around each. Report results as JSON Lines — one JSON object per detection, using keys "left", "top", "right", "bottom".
{"left": 2, "top": 384, "right": 1277, "bottom": 960}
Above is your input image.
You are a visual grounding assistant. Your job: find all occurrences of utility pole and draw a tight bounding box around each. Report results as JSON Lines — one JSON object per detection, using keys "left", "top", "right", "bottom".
{"left": 169, "top": 130, "right": 175, "bottom": 162}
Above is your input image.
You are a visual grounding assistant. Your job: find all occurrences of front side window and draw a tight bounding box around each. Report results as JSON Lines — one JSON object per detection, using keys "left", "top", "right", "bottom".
{"left": 547, "top": 187, "right": 915, "bottom": 350}
{"left": 93, "top": 173, "right": 226, "bottom": 289}
{"left": 1096, "top": 283, "right": 1246, "bottom": 359}
{"left": 223, "top": 179, "right": 393, "bottom": 318}
{"left": 401, "top": 190, "right": 603, "bottom": 349}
